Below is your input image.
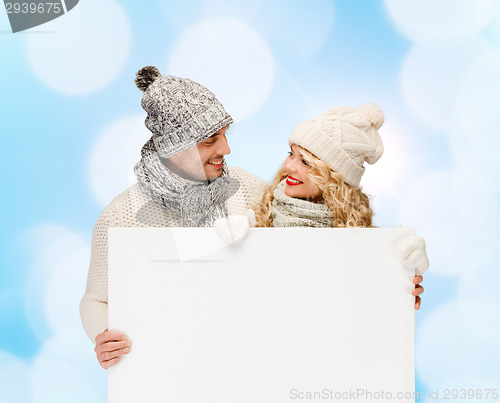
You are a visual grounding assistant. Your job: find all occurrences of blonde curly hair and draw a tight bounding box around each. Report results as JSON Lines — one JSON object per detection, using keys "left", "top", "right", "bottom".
{"left": 254, "top": 146, "right": 374, "bottom": 228}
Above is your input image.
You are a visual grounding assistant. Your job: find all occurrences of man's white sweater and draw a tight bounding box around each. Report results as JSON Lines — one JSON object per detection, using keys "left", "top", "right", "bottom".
{"left": 80, "top": 166, "right": 266, "bottom": 342}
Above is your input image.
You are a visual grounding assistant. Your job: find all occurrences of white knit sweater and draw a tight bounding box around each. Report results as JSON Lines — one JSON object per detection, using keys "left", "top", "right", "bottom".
{"left": 80, "top": 166, "right": 266, "bottom": 343}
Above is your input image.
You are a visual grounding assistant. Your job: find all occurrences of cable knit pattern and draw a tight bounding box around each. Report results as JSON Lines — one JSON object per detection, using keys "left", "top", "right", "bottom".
{"left": 80, "top": 166, "right": 265, "bottom": 343}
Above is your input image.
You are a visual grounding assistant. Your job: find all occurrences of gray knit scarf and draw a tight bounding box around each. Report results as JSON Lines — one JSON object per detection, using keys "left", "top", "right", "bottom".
{"left": 272, "top": 179, "right": 336, "bottom": 227}
{"left": 134, "top": 138, "right": 238, "bottom": 227}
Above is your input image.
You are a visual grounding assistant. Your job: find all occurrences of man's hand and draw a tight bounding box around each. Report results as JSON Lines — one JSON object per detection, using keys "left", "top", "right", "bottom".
{"left": 94, "top": 329, "right": 131, "bottom": 369}
{"left": 412, "top": 275, "right": 424, "bottom": 310}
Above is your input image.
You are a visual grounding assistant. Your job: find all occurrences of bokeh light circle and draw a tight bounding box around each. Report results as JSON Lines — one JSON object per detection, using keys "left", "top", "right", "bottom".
{"left": 384, "top": 0, "right": 494, "bottom": 42}
{"left": 169, "top": 18, "right": 275, "bottom": 121}
{"left": 88, "top": 116, "right": 150, "bottom": 207}
{"left": 26, "top": 0, "right": 130, "bottom": 95}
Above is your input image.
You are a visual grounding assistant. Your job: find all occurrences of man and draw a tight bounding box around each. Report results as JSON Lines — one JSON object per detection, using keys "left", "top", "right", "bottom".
{"left": 81, "top": 66, "right": 426, "bottom": 370}
{"left": 80, "top": 66, "right": 266, "bottom": 369}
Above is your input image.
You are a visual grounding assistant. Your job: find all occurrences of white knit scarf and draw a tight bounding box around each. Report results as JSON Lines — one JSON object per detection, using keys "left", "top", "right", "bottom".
{"left": 272, "top": 179, "right": 336, "bottom": 227}
{"left": 134, "top": 138, "right": 238, "bottom": 227}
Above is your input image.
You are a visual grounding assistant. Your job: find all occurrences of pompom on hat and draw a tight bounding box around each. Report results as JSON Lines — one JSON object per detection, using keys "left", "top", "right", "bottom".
{"left": 135, "top": 65, "right": 161, "bottom": 92}
{"left": 135, "top": 66, "right": 233, "bottom": 158}
{"left": 288, "top": 103, "right": 384, "bottom": 187}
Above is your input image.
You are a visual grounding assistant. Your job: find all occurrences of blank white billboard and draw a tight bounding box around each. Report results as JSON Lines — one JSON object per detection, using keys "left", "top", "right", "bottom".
{"left": 109, "top": 228, "right": 415, "bottom": 403}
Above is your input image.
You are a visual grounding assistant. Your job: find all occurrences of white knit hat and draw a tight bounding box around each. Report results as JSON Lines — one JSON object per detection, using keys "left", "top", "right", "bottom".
{"left": 288, "top": 103, "right": 384, "bottom": 187}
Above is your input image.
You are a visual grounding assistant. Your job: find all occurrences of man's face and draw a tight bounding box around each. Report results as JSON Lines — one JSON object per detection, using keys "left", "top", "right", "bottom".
{"left": 163, "top": 125, "right": 231, "bottom": 181}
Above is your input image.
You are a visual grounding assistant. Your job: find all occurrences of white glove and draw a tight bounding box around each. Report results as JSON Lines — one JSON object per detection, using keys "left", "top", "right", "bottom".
{"left": 215, "top": 210, "right": 255, "bottom": 244}
{"left": 399, "top": 231, "right": 429, "bottom": 276}
{"left": 246, "top": 209, "right": 256, "bottom": 227}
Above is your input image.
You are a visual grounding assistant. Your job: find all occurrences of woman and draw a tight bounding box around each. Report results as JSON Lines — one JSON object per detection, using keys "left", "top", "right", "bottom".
{"left": 253, "top": 103, "right": 427, "bottom": 307}
{"left": 254, "top": 144, "right": 374, "bottom": 228}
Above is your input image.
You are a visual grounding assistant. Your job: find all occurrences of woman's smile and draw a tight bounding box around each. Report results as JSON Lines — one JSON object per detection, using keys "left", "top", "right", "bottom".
{"left": 286, "top": 175, "right": 303, "bottom": 186}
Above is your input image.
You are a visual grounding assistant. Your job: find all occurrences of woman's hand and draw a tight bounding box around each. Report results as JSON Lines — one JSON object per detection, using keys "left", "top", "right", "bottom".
{"left": 412, "top": 275, "right": 424, "bottom": 310}
{"left": 94, "top": 329, "right": 131, "bottom": 369}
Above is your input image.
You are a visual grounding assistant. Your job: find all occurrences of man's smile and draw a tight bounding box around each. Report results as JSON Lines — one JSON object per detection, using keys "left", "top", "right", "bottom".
{"left": 207, "top": 159, "right": 224, "bottom": 168}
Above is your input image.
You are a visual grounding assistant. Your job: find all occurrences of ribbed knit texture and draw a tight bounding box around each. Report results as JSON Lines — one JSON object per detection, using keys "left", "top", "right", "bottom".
{"left": 288, "top": 104, "right": 384, "bottom": 187}
{"left": 272, "top": 179, "right": 336, "bottom": 227}
{"left": 80, "top": 166, "right": 266, "bottom": 343}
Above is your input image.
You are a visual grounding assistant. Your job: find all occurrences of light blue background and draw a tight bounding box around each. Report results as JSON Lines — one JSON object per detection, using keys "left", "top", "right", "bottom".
{"left": 1, "top": 0, "right": 499, "bottom": 402}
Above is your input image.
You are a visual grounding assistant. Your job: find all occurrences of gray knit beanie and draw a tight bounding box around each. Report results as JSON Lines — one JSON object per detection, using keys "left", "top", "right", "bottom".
{"left": 288, "top": 103, "right": 384, "bottom": 188}
{"left": 135, "top": 66, "right": 233, "bottom": 158}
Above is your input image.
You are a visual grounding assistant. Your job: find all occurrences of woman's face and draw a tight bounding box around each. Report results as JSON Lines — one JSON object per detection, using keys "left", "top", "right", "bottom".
{"left": 283, "top": 144, "right": 323, "bottom": 202}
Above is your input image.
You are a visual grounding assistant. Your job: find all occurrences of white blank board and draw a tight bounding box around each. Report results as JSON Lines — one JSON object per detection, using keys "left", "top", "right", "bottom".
{"left": 108, "top": 228, "right": 415, "bottom": 403}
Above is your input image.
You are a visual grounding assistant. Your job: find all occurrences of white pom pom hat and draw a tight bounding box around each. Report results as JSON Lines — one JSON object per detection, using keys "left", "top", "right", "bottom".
{"left": 288, "top": 103, "right": 384, "bottom": 187}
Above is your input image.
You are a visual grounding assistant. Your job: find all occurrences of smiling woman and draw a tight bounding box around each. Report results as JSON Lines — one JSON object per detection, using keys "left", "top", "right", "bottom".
{"left": 254, "top": 104, "right": 382, "bottom": 229}
{"left": 256, "top": 143, "right": 374, "bottom": 228}
{"left": 253, "top": 103, "right": 428, "bottom": 309}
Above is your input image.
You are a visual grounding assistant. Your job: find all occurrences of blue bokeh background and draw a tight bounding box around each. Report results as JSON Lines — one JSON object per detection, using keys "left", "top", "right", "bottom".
{"left": 1, "top": 0, "right": 500, "bottom": 401}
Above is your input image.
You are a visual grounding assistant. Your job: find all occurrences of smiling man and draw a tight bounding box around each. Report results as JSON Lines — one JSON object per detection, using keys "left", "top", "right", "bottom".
{"left": 80, "top": 66, "right": 265, "bottom": 369}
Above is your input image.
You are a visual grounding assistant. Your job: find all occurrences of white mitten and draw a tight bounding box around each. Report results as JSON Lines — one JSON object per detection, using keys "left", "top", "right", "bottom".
{"left": 246, "top": 209, "right": 256, "bottom": 228}
{"left": 399, "top": 232, "right": 429, "bottom": 276}
{"left": 215, "top": 214, "right": 252, "bottom": 244}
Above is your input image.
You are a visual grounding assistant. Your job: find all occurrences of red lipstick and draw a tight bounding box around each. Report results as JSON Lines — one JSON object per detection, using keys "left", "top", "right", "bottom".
{"left": 286, "top": 175, "right": 303, "bottom": 186}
